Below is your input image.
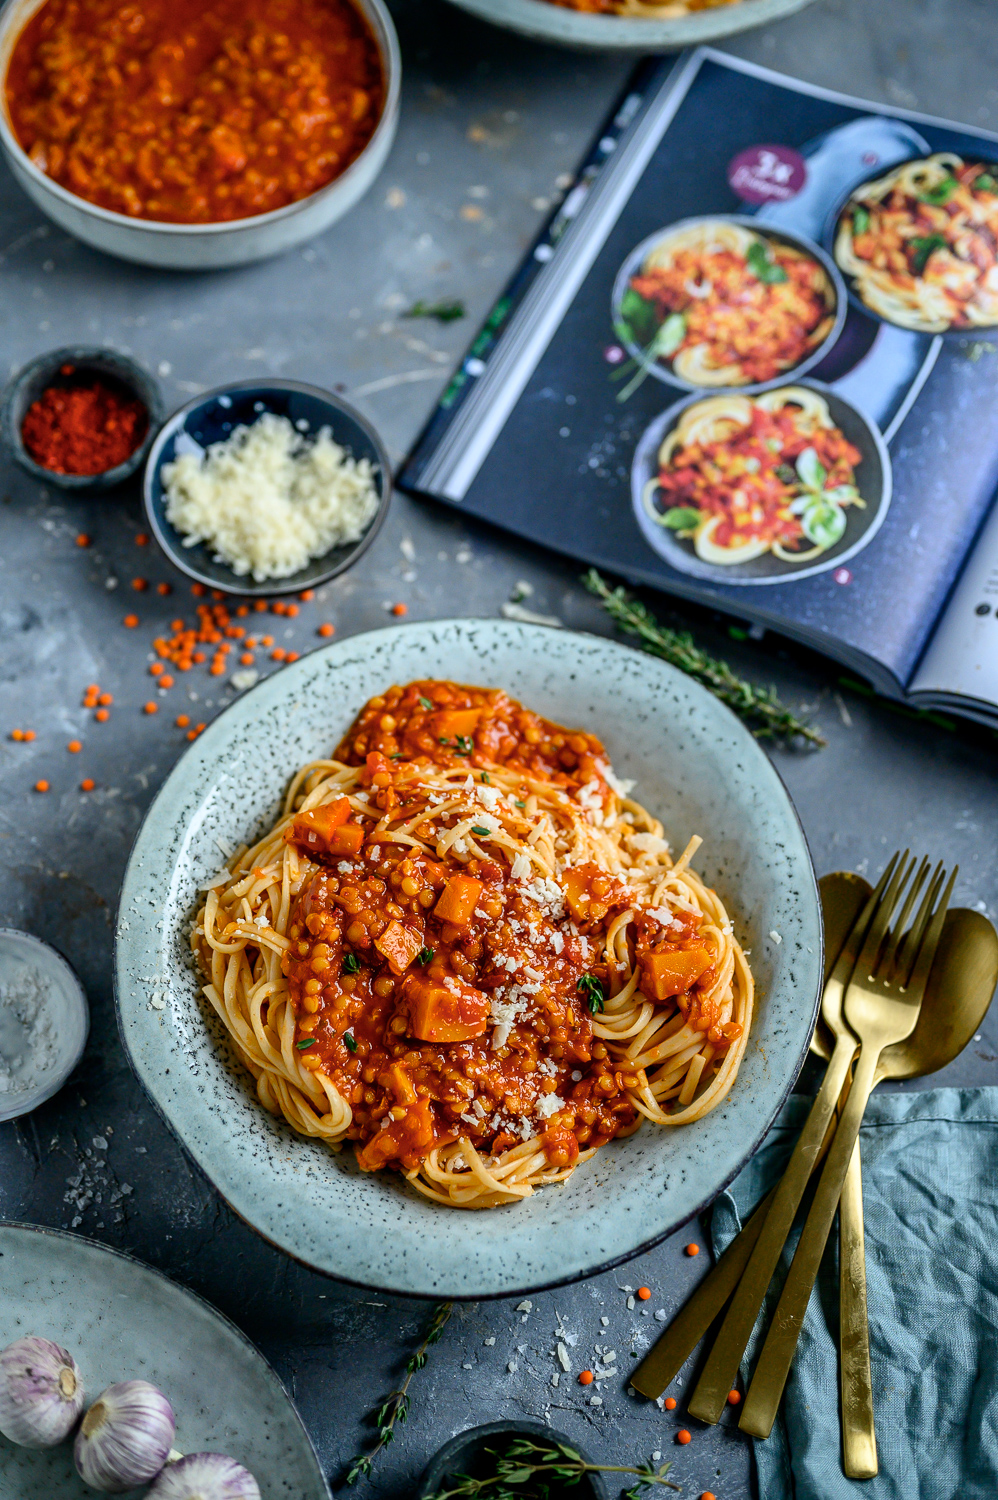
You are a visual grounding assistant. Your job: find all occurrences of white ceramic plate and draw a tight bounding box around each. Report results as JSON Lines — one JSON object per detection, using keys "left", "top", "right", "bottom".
{"left": 0, "top": 1221, "right": 330, "bottom": 1498}
{"left": 114, "top": 620, "right": 822, "bottom": 1299}
{"left": 441, "top": 0, "right": 817, "bottom": 51}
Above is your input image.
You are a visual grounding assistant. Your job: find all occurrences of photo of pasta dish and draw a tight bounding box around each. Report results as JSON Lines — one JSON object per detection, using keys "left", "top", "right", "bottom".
{"left": 643, "top": 387, "right": 865, "bottom": 567}
{"left": 834, "top": 153, "right": 998, "bottom": 333}
{"left": 615, "top": 220, "right": 838, "bottom": 394}
{"left": 192, "top": 681, "right": 753, "bottom": 1209}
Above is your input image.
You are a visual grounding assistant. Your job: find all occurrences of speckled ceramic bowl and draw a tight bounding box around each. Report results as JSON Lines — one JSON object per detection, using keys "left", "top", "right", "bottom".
{"left": 442, "top": 0, "right": 817, "bottom": 51}
{"left": 114, "top": 620, "right": 822, "bottom": 1300}
{"left": 0, "top": 1221, "right": 330, "bottom": 1498}
{"left": 0, "top": 929, "right": 89, "bottom": 1122}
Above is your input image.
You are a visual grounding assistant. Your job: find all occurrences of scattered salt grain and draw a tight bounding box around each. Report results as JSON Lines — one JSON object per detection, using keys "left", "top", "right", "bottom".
{"left": 769, "top": 929, "right": 783, "bottom": 945}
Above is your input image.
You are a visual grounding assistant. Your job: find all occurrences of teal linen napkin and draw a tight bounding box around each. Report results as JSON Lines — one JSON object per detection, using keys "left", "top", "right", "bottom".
{"left": 711, "top": 1087, "right": 998, "bottom": 1500}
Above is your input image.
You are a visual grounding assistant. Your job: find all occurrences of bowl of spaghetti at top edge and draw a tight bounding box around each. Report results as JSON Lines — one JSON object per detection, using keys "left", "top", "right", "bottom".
{"left": 438, "top": 0, "right": 818, "bottom": 50}
{"left": 631, "top": 379, "right": 892, "bottom": 587}
{"left": 827, "top": 152, "right": 998, "bottom": 335}
{"left": 114, "top": 619, "right": 822, "bottom": 1299}
{"left": 611, "top": 216, "right": 846, "bottom": 398}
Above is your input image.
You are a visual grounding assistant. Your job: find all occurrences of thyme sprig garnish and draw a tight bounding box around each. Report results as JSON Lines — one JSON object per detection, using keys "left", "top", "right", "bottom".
{"left": 347, "top": 1301, "right": 453, "bottom": 1485}
{"left": 425, "top": 1436, "right": 680, "bottom": 1499}
{"left": 584, "top": 569, "right": 825, "bottom": 747}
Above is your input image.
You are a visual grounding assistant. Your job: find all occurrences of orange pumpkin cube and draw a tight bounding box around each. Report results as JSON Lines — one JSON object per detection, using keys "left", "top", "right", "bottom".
{"left": 403, "top": 972, "right": 488, "bottom": 1042}
{"left": 434, "top": 874, "right": 483, "bottom": 927}
{"left": 639, "top": 947, "right": 713, "bottom": 1001}
{"left": 374, "top": 920, "right": 423, "bottom": 977}
{"left": 288, "top": 796, "right": 350, "bottom": 852}
{"left": 430, "top": 707, "right": 481, "bottom": 741}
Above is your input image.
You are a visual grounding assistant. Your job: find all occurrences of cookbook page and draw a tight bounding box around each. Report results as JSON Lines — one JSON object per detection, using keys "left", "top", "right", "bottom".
{"left": 401, "top": 51, "right": 998, "bottom": 694}
{"left": 908, "top": 499, "right": 998, "bottom": 715}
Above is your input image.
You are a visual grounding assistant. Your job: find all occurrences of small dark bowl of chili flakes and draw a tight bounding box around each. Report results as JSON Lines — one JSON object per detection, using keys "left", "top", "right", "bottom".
{"left": 1, "top": 345, "right": 163, "bottom": 492}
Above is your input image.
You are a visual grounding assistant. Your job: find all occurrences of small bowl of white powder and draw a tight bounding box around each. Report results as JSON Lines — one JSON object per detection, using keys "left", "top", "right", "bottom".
{"left": 143, "top": 379, "right": 392, "bottom": 596}
{"left": 0, "top": 930, "right": 89, "bottom": 1122}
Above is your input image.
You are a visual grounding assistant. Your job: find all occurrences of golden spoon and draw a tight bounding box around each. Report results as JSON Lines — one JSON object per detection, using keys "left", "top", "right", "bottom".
{"left": 812, "top": 874, "right": 998, "bottom": 1478}
{"left": 630, "top": 871, "right": 997, "bottom": 1407}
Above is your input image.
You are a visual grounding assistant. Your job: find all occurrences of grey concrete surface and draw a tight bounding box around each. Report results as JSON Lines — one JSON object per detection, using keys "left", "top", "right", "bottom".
{"left": 0, "top": 1, "right": 996, "bottom": 1496}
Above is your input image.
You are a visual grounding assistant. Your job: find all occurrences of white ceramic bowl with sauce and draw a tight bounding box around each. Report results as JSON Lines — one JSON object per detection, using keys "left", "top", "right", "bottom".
{"left": 0, "top": 0, "right": 400, "bottom": 270}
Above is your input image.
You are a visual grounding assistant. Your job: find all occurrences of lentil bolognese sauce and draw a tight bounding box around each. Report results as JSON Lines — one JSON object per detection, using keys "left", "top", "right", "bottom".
{"left": 4, "top": 0, "right": 383, "bottom": 224}
{"left": 193, "top": 682, "right": 753, "bottom": 1208}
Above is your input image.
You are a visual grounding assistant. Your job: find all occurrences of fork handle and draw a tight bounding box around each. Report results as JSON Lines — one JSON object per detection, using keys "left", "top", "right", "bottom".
{"left": 840, "top": 1136, "right": 878, "bottom": 1478}
{"left": 739, "top": 1045, "right": 880, "bottom": 1439}
{"left": 686, "top": 1027, "right": 857, "bottom": 1425}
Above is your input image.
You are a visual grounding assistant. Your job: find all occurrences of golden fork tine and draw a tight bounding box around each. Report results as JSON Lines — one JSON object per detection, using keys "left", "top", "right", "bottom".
{"left": 902, "top": 866, "right": 958, "bottom": 990}
{"left": 851, "top": 852, "right": 915, "bottom": 979}
{"left": 877, "top": 858, "right": 931, "bottom": 977}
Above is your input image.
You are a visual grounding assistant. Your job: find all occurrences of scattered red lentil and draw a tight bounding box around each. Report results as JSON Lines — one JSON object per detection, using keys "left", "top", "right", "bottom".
{"left": 143, "top": 701, "right": 158, "bottom": 714}
{"left": 318, "top": 623, "right": 335, "bottom": 637}
{"left": 727, "top": 1389, "right": 741, "bottom": 1406}
{"left": 23, "top": 730, "right": 36, "bottom": 742}
{"left": 95, "top": 709, "right": 109, "bottom": 722}
{"left": 132, "top": 578, "right": 148, "bottom": 591}
{"left": 80, "top": 778, "right": 95, "bottom": 792}
{"left": 34, "top": 779, "right": 49, "bottom": 792}
{"left": 159, "top": 674, "right": 174, "bottom": 689}
{"left": 135, "top": 533, "right": 149, "bottom": 545}
{"left": 124, "top": 614, "right": 139, "bottom": 628}
{"left": 157, "top": 582, "right": 172, "bottom": 595}
{"left": 676, "top": 1430, "right": 692, "bottom": 1446}
{"left": 254, "top": 600, "right": 268, "bottom": 613}
{"left": 10, "top": 729, "right": 24, "bottom": 741}
{"left": 299, "top": 589, "right": 314, "bottom": 601}
{"left": 701, "top": 1493, "right": 717, "bottom": 1500}
{"left": 67, "top": 740, "right": 82, "bottom": 753}
{"left": 664, "top": 1397, "right": 678, "bottom": 1411}
{"left": 98, "top": 693, "right": 113, "bottom": 706}
{"left": 392, "top": 602, "right": 408, "bottom": 616}
{"left": 285, "top": 651, "right": 300, "bottom": 663}
{"left": 240, "top": 653, "right": 254, "bottom": 666}
{"left": 192, "top": 582, "right": 206, "bottom": 597}
{"left": 261, "top": 635, "right": 274, "bottom": 647}
{"left": 270, "top": 648, "right": 287, "bottom": 661}
{"left": 150, "top": 662, "right": 164, "bottom": 677}
{"left": 212, "top": 590, "right": 225, "bottom": 601}
{"left": 76, "top": 532, "right": 90, "bottom": 547}
{"left": 637, "top": 1287, "right": 652, "bottom": 1301}
{"left": 176, "top": 715, "right": 190, "bottom": 728}
{"left": 285, "top": 603, "right": 299, "bottom": 617}
{"left": 578, "top": 1371, "right": 594, "bottom": 1386}
{"left": 685, "top": 1244, "right": 700, "bottom": 1257}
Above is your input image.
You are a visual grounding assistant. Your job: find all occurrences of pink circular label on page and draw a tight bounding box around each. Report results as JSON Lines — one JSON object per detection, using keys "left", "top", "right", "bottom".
{"left": 728, "top": 145, "right": 807, "bottom": 204}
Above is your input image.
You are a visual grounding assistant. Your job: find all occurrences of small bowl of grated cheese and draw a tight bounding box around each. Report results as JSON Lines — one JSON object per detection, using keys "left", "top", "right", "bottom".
{"left": 143, "top": 379, "right": 391, "bottom": 596}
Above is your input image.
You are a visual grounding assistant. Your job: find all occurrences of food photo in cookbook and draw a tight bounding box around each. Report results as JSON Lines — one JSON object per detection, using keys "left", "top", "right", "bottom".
{"left": 2, "top": 3, "right": 998, "bottom": 1500}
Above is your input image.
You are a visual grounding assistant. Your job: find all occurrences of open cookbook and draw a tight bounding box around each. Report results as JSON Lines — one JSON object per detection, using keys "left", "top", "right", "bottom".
{"left": 400, "top": 49, "right": 998, "bottom": 728}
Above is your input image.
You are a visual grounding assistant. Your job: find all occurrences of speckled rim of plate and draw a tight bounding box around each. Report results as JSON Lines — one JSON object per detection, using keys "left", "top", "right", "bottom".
{"left": 114, "top": 619, "right": 822, "bottom": 1301}
{"left": 440, "top": 0, "right": 818, "bottom": 51}
{"left": 0, "top": 929, "right": 90, "bottom": 1123}
{"left": 0, "top": 1220, "right": 331, "bottom": 1499}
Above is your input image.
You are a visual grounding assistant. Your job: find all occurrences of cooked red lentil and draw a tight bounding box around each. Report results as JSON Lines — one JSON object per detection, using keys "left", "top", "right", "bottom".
{"left": 5, "top": 0, "right": 384, "bottom": 224}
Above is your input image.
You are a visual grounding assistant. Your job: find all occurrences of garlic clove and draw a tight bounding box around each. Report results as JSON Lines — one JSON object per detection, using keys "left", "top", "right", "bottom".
{"left": 0, "top": 1335, "right": 85, "bottom": 1448}
{"left": 73, "top": 1379, "right": 175, "bottom": 1493}
{"left": 146, "top": 1452, "right": 261, "bottom": 1499}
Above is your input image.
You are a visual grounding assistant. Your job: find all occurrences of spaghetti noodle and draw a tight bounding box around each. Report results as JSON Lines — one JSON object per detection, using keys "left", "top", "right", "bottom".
{"left": 192, "top": 681, "right": 753, "bottom": 1208}
{"left": 834, "top": 153, "right": 998, "bottom": 332}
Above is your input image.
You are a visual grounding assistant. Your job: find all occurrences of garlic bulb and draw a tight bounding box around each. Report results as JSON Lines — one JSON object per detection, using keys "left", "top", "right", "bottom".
{"left": 0, "top": 1335, "right": 85, "bottom": 1447}
{"left": 73, "top": 1380, "right": 175, "bottom": 1492}
{"left": 147, "top": 1453, "right": 261, "bottom": 1499}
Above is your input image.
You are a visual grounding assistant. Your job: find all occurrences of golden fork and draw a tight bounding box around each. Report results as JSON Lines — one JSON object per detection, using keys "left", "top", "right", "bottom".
{"left": 684, "top": 854, "right": 909, "bottom": 1426}
{"left": 738, "top": 857, "right": 957, "bottom": 1439}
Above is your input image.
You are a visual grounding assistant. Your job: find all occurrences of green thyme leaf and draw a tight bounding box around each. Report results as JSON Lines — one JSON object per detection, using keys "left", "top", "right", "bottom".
{"left": 296, "top": 1037, "right": 316, "bottom": 1050}
{"left": 417, "top": 947, "right": 435, "bottom": 966}
{"left": 343, "top": 1032, "right": 358, "bottom": 1053}
{"left": 403, "top": 299, "right": 467, "bottom": 323}
{"left": 456, "top": 735, "right": 473, "bottom": 755}
{"left": 343, "top": 952, "right": 361, "bottom": 973}
{"left": 514, "top": 799, "right": 526, "bottom": 809}
{"left": 419, "top": 696, "right": 433, "bottom": 710}
{"left": 470, "top": 826, "right": 492, "bottom": 838}
{"left": 578, "top": 973, "right": 605, "bottom": 1014}
{"left": 583, "top": 569, "right": 825, "bottom": 747}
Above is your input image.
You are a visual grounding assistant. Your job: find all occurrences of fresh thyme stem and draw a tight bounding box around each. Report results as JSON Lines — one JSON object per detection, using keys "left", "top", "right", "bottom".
{"left": 347, "top": 1301, "right": 453, "bottom": 1485}
{"left": 584, "top": 569, "right": 825, "bottom": 748}
{"left": 424, "top": 1436, "right": 680, "bottom": 1499}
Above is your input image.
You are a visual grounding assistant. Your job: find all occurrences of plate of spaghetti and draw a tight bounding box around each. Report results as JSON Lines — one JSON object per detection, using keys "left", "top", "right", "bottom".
{"left": 832, "top": 153, "right": 998, "bottom": 334}
{"left": 633, "top": 381, "right": 891, "bottom": 585}
{"left": 115, "top": 620, "right": 821, "bottom": 1297}
{"left": 611, "top": 217, "right": 844, "bottom": 395}
{"left": 439, "top": 0, "right": 817, "bottom": 50}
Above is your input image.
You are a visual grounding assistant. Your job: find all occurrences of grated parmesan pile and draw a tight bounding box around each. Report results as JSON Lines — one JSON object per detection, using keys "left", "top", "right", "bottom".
{"left": 162, "top": 412, "right": 380, "bottom": 582}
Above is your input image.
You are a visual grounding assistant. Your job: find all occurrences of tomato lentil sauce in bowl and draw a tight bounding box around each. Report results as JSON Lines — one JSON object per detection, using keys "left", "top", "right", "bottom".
{"left": 0, "top": 0, "right": 400, "bottom": 269}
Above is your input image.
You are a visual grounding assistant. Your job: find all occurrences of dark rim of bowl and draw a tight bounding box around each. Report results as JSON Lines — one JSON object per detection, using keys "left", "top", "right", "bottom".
{"left": 0, "top": 345, "right": 164, "bottom": 490}
{"left": 824, "top": 153, "right": 998, "bottom": 335}
{"left": 418, "top": 1421, "right": 609, "bottom": 1499}
{"left": 610, "top": 213, "right": 848, "bottom": 396}
{"left": 112, "top": 618, "right": 824, "bottom": 1302}
{"left": 142, "top": 377, "right": 393, "bottom": 597}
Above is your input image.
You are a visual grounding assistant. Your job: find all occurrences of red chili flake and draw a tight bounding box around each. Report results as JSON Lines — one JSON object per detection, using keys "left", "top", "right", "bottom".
{"left": 20, "top": 372, "right": 148, "bottom": 476}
